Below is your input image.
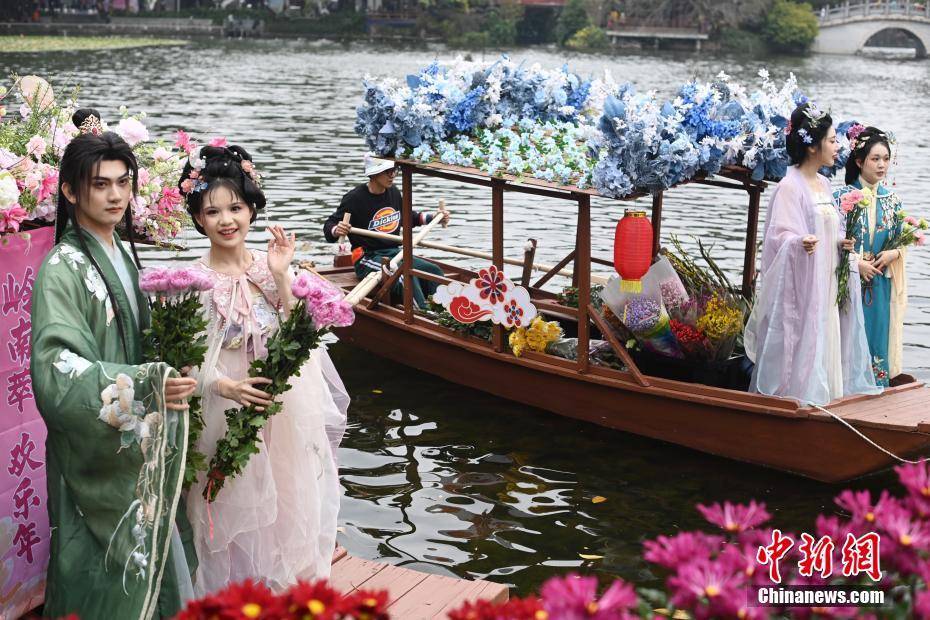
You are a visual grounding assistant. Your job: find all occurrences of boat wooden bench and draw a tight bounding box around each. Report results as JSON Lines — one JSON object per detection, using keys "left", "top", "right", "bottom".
{"left": 319, "top": 160, "right": 929, "bottom": 483}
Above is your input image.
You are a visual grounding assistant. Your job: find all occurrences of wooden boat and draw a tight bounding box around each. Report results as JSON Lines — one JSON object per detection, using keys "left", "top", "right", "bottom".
{"left": 319, "top": 160, "right": 930, "bottom": 483}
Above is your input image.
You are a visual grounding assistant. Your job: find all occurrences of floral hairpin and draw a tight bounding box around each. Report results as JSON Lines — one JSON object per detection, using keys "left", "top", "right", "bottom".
{"left": 798, "top": 128, "right": 813, "bottom": 144}
{"left": 240, "top": 159, "right": 261, "bottom": 186}
{"left": 79, "top": 115, "right": 104, "bottom": 136}
{"left": 180, "top": 175, "right": 208, "bottom": 196}
{"left": 784, "top": 119, "right": 793, "bottom": 136}
{"left": 802, "top": 103, "right": 828, "bottom": 129}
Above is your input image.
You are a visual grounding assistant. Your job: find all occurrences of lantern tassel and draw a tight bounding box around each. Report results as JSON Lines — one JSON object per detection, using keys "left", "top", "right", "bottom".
{"left": 620, "top": 279, "right": 643, "bottom": 294}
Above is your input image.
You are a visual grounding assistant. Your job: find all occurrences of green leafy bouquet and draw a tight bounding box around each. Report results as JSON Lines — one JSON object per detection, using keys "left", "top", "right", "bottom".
{"left": 204, "top": 271, "right": 354, "bottom": 502}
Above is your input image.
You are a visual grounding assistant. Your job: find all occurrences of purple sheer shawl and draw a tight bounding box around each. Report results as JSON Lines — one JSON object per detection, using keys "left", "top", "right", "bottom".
{"left": 744, "top": 166, "right": 879, "bottom": 405}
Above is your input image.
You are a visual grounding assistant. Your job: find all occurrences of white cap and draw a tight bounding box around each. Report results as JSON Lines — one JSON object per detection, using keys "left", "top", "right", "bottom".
{"left": 364, "top": 153, "right": 395, "bottom": 177}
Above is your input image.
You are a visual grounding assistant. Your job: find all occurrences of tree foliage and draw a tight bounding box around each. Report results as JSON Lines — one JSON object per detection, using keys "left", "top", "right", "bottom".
{"left": 556, "top": 0, "right": 590, "bottom": 45}
{"left": 763, "top": 0, "right": 819, "bottom": 52}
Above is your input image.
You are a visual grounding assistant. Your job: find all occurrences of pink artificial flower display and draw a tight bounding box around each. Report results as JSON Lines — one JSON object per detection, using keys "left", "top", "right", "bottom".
{"left": 0, "top": 206, "right": 29, "bottom": 233}
{"left": 917, "top": 231, "right": 926, "bottom": 246}
{"left": 904, "top": 215, "right": 919, "bottom": 226}
{"left": 540, "top": 573, "right": 638, "bottom": 620}
{"left": 37, "top": 168, "right": 58, "bottom": 204}
{"left": 26, "top": 135, "right": 47, "bottom": 159}
{"left": 696, "top": 500, "right": 770, "bottom": 533}
{"left": 116, "top": 118, "right": 150, "bottom": 147}
{"left": 174, "top": 129, "right": 193, "bottom": 154}
{"left": 209, "top": 137, "right": 228, "bottom": 147}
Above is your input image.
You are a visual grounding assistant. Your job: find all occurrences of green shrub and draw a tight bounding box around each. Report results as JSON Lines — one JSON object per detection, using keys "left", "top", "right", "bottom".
{"left": 565, "top": 25, "right": 607, "bottom": 50}
{"left": 763, "top": 0, "right": 819, "bottom": 52}
{"left": 555, "top": 0, "right": 589, "bottom": 45}
{"left": 487, "top": 0, "right": 523, "bottom": 46}
{"left": 450, "top": 30, "right": 490, "bottom": 48}
{"left": 718, "top": 26, "right": 766, "bottom": 54}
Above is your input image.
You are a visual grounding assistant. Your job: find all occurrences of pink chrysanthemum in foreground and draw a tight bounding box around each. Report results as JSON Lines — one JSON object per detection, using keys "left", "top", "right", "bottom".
{"left": 540, "top": 573, "right": 638, "bottom": 620}
{"left": 697, "top": 500, "right": 770, "bottom": 533}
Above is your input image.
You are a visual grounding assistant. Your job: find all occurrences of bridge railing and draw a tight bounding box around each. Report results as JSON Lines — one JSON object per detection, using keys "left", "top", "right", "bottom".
{"left": 818, "top": 0, "right": 930, "bottom": 23}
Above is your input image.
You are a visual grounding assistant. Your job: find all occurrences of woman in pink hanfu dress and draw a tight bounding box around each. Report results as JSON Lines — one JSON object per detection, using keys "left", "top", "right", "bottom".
{"left": 179, "top": 145, "right": 349, "bottom": 596}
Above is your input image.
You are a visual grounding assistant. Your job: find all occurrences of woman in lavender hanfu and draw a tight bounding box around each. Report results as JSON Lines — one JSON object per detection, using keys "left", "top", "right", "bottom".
{"left": 744, "top": 103, "right": 880, "bottom": 406}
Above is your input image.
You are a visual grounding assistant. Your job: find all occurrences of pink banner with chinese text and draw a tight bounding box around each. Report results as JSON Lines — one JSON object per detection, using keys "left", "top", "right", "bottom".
{"left": 1, "top": 226, "right": 54, "bottom": 620}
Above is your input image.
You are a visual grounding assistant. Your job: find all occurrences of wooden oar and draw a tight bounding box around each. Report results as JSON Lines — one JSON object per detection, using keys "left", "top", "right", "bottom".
{"left": 333, "top": 213, "right": 353, "bottom": 267}
{"left": 343, "top": 207, "right": 446, "bottom": 306}
{"left": 343, "top": 226, "right": 611, "bottom": 285}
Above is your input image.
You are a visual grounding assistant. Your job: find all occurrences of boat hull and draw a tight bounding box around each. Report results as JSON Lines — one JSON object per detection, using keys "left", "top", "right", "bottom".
{"left": 336, "top": 309, "right": 930, "bottom": 483}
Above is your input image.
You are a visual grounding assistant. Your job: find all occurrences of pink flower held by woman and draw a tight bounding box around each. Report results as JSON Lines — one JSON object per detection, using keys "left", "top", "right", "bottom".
{"left": 139, "top": 267, "right": 171, "bottom": 293}
{"left": 697, "top": 500, "right": 770, "bottom": 533}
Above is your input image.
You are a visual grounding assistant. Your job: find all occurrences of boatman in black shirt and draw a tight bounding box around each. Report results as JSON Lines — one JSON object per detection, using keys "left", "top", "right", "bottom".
{"left": 323, "top": 154, "right": 451, "bottom": 308}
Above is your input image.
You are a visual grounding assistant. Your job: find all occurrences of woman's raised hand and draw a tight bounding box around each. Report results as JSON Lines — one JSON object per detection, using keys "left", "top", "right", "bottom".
{"left": 215, "top": 376, "right": 274, "bottom": 412}
{"left": 267, "top": 225, "right": 296, "bottom": 278}
{"left": 802, "top": 235, "right": 819, "bottom": 255}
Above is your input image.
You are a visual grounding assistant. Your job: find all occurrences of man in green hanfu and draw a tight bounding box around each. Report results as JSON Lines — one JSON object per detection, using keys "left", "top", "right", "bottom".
{"left": 29, "top": 113, "right": 198, "bottom": 619}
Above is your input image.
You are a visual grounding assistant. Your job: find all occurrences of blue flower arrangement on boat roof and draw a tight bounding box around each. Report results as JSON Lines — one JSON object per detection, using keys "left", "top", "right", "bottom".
{"left": 355, "top": 62, "right": 852, "bottom": 199}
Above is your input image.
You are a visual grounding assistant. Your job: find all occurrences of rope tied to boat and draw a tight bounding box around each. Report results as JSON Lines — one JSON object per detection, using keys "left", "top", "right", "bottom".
{"left": 810, "top": 403, "right": 927, "bottom": 465}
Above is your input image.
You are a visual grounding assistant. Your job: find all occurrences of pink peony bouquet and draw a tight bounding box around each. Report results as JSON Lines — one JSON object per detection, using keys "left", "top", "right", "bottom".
{"left": 140, "top": 265, "right": 213, "bottom": 486}
{"left": 291, "top": 270, "right": 355, "bottom": 330}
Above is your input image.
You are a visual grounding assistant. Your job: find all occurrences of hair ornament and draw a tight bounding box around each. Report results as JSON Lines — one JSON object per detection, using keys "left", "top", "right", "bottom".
{"left": 798, "top": 128, "right": 813, "bottom": 144}
{"left": 78, "top": 115, "right": 104, "bottom": 136}
{"left": 801, "top": 103, "right": 829, "bottom": 129}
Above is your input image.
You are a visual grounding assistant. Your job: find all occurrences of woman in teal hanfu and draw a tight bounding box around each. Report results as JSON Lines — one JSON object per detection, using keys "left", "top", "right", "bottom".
{"left": 29, "top": 111, "right": 198, "bottom": 619}
{"left": 833, "top": 126, "right": 906, "bottom": 387}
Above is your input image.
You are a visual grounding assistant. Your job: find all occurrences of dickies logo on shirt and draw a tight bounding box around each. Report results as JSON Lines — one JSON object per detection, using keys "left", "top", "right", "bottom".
{"left": 369, "top": 207, "right": 401, "bottom": 233}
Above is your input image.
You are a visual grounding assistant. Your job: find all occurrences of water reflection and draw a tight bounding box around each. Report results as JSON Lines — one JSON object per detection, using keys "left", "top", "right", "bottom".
{"left": 4, "top": 41, "right": 928, "bottom": 593}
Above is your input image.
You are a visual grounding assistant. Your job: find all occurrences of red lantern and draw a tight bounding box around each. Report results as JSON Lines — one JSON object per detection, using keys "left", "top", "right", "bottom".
{"left": 613, "top": 209, "right": 653, "bottom": 293}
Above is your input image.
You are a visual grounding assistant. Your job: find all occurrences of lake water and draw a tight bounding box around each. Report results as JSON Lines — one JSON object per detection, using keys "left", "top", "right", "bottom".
{"left": 3, "top": 40, "right": 929, "bottom": 594}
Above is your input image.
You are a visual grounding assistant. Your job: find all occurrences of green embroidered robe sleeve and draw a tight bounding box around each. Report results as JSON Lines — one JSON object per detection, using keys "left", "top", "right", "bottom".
{"left": 30, "top": 232, "right": 190, "bottom": 620}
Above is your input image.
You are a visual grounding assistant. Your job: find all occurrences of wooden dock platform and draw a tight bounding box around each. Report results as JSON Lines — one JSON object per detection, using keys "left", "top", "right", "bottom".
{"left": 330, "top": 548, "right": 509, "bottom": 618}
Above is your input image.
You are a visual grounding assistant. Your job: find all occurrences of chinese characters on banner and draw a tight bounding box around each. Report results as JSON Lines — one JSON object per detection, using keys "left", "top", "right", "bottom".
{"left": 1, "top": 227, "right": 54, "bottom": 619}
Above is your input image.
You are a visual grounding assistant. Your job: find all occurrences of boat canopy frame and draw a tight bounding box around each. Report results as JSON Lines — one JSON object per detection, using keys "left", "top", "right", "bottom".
{"left": 388, "top": 158, "right": 767, "bottom": 385}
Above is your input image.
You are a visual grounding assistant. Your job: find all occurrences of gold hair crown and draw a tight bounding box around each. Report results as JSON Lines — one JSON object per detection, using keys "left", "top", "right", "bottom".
{"left": 79, "top": 115, "right": 104, "bottom": 136}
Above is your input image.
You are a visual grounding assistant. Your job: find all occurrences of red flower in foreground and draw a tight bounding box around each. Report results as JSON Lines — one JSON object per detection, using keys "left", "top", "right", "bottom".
{"left": 339, "top": 589, "right": 390, "bottom": 620}
{"left": 696, "top": 500, "right": 770, "bottom": 533}
{"left": 281, "top": 579, "right": 343, "bottom": 619}
{"left": 176, "top": 579, "right": 280, "bottom": 619}
{"left": 447, "top": 596, "right": 546, "bottom": 620}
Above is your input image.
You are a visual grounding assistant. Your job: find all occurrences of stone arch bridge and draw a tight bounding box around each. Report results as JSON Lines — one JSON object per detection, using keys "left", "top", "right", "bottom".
{"left": 814, "top": 1, "right": 930, "bottom": 58}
